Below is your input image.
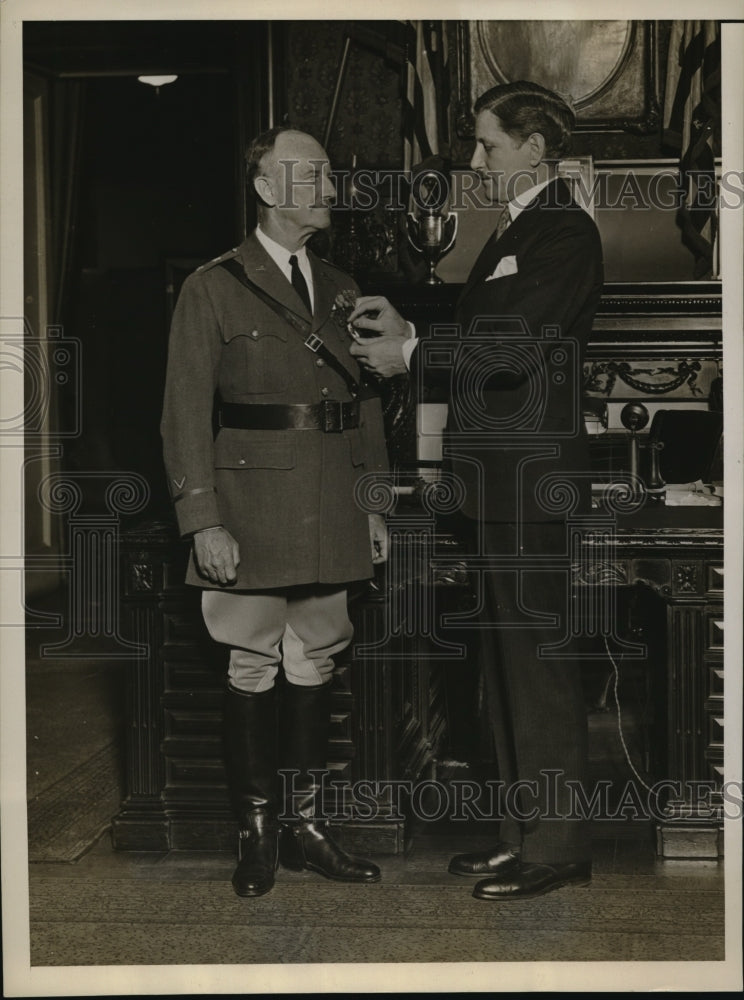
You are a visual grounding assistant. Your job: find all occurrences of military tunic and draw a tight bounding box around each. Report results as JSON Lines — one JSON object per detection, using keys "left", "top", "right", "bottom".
{"left": 161, "top": 232, "right": 389, "bottom": 591}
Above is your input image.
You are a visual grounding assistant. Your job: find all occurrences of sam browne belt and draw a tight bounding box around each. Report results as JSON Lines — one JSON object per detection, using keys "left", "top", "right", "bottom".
{"left": 218, "top": 400, "right": 360, "bottom": 433}
{"left": 218, "top": 257, "right": 365, "bottom": 400}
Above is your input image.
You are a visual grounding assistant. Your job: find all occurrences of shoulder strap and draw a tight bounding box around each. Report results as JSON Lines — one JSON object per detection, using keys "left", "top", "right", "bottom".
{"left": 219, "top": 258, "right": 361, "bottom": 398}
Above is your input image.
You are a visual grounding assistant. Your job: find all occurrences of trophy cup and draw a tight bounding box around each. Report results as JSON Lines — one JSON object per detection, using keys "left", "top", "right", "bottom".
{"left": 406, "top": 169, "right": 458, "bottom": 285}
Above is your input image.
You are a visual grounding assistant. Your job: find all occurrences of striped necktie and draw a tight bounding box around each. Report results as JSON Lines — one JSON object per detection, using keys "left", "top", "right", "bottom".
{"left": 495, "top": 206, "right": 511, "bottom": 241}
{"left": 289, "top": 254, "right": 312, "bottom": 315}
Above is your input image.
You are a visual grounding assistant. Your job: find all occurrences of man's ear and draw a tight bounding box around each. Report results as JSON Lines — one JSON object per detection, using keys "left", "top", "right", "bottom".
{"left": 526, "top": 132, "right": 546, "bottom": 167}
{"left": 254, "top": 174, "right": 275, "bottom": 207}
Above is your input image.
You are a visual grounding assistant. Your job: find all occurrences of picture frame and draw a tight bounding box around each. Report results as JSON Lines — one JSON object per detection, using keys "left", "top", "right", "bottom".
{"left": 455, "top": 20, "right": 661, "bottom": 136}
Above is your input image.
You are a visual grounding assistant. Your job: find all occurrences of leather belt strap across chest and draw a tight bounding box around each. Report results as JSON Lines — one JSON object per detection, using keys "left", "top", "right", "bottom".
{"left": 218, "top": 257, "right": 363, "bottom": 400}
{"left": 218, "top": 400, "right": 360, "bottom": 433}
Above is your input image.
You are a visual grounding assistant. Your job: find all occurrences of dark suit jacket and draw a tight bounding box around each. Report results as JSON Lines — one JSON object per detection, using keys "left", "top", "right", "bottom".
{"left": 412, "top": 178, "right": 603, "bottom": 523}
{"left": 160, "top": 232, "right": 389, "bottom": 590}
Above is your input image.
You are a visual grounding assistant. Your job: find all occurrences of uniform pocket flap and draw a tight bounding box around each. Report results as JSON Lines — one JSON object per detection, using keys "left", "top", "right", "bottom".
{"left": 223, "top": 323, "right": 288, "bottom": 344}
{"left": 214, "top": 433, "right": 296, "bottom": 470}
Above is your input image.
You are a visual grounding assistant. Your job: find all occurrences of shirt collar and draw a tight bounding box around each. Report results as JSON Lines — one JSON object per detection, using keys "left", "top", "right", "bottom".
{"left": 255, "top": 225, "right": 308, "bottom": 271}
{"left": 507, "top": 176, "right": 555, "bottom": 222}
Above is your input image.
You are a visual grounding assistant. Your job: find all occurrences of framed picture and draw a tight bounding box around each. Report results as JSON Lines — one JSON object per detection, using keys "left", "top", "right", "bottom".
{"left": 455, "top": 20, "right": 660, "bottom": 136}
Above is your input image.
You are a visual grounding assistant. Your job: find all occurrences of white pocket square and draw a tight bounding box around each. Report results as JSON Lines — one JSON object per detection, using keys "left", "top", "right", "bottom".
{"left": 486, "top": 255, "right": 518, "bottom": 280}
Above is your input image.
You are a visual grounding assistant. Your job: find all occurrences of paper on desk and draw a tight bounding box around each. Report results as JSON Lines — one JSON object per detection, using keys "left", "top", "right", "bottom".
{"left": 664, "top": 481, "right": 722, "bottom": 506}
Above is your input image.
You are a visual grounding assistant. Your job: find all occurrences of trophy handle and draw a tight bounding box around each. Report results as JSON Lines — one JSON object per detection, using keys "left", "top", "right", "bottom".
{"left": 406, "top": 212, "right": 423, "bottom": 253}
{"left": 441, "top": 212, "right": 458, "bottom": 255}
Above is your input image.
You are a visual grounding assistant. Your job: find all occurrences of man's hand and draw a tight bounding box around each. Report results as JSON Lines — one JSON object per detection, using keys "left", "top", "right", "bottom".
{"left": 350, "top": 335, "right": 409, "bottom": 378}
{"left": 193, "top": 526, "right": 240, "bottom": 585}
{"left": 348, "top": 296, "right": 409, "bottom": 338}
{"left": 368, "top": 513, "right": 388, "bottom": 564}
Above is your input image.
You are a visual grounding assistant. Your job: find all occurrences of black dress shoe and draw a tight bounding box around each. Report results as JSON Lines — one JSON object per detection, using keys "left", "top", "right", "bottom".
{"left": 232, "top": 811, "right": 280, "bottom": 898}
{"left": 448, "top": 842, "right": 521, "bottom": 877}
{"left": 472, "top": 861, "right": 592, "bottom": 900}
{"left": 279, "top": 822, "right": 381, "bottom": 883}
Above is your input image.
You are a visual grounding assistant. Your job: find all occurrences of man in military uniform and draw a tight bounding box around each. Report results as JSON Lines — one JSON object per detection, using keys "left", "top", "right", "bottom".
{"left": 161, "top": 126, "right": 389, "bottom": 897}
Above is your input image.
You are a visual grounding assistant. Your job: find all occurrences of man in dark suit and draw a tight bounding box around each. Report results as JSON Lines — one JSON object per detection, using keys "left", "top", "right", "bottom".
{"left": 161, "top": 126, "right": 389, "bottom": 897}
{"left": 348, "top": 81, "right": 603, "bottom": 900}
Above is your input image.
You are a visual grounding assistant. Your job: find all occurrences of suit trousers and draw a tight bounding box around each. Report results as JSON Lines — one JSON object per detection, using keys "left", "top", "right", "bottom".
{"left": 476, "top": 521, "right": 591, "bottom": 865}
{"left": 202, "top": 585, "right": 353, "bottom": 693}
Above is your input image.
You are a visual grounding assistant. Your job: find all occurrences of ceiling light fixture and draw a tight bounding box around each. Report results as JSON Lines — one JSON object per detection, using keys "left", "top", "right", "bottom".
{"left": 137, "top": 75, "right": 178, "bottom": 92}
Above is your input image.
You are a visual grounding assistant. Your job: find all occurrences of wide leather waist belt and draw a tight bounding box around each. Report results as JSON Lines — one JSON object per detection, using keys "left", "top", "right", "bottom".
{"left": 218, "top": 400, "right": 361, "bottom": 433}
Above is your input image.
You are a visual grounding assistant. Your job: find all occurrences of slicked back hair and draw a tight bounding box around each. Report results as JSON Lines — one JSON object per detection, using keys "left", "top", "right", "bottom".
{"left": 474, "top": 81, "right": 576, "bottom": 159}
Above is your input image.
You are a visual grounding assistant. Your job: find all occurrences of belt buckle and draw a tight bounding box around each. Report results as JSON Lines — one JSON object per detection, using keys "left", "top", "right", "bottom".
{"left": 304, "top": 333, "right": 323, "bottom": 353}
{"left": 321, "top": 399, "right": 342, "bottom": 432}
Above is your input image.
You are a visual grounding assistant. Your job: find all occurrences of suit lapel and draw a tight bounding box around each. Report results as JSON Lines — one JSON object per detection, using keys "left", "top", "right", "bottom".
{"left": 457, "top": 212, "right": 518, "bottom": 306}
{"left": 237, "top": 233, "right": 312, "bottom": 321}
{"left": 457, "top": 178, "right": 575, "bottom": 308}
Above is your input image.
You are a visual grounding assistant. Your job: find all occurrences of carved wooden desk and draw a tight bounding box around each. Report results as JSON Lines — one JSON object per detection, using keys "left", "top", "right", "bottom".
{"left": 579, "top": 502, "right": 724, "bottom": 858}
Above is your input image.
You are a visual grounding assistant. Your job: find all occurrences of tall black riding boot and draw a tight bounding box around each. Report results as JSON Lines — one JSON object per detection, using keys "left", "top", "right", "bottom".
{"left": 223, "top": 685, "right": 280, "bottom": 897}
{"left": 278, "top": 680, "right": 380, "bottom": 883}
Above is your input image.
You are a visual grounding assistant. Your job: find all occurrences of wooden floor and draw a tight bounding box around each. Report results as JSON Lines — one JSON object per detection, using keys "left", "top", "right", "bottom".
{"left": 22, "top": 594, "right": 733, "bottom": 986}
{"left": 29, "top": 821, "right": 725, "bottom": 968}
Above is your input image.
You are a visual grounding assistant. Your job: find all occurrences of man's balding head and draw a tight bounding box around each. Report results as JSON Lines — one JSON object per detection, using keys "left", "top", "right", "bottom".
{"left": 245, "top": 126, "right": 335, "bottom": 249}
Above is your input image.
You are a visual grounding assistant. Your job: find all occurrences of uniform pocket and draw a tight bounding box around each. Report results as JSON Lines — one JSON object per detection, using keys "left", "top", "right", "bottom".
{"left": 221, "top": 327, "right": 288, "bottom": 394}
{"left": 214, "top": 431, "right": 296, "bottom": 470}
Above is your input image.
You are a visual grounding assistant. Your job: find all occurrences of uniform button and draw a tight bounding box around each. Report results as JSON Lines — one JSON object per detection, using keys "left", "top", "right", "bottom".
{"left": 251, "top": 330, "right": 259, "bottom": 339}
{"left": 320, "top": 387, "right": 329, "bottom": 396}
{"left": 316, "top": 358, "right": 325, "bottom": 367}
{"left": 238, "top": 459, "right": 246, "bottom": 465}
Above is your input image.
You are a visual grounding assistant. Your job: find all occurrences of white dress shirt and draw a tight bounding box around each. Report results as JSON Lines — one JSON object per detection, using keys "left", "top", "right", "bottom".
{"left": 255, "top": 225, "right": 315, "bottom": 312}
